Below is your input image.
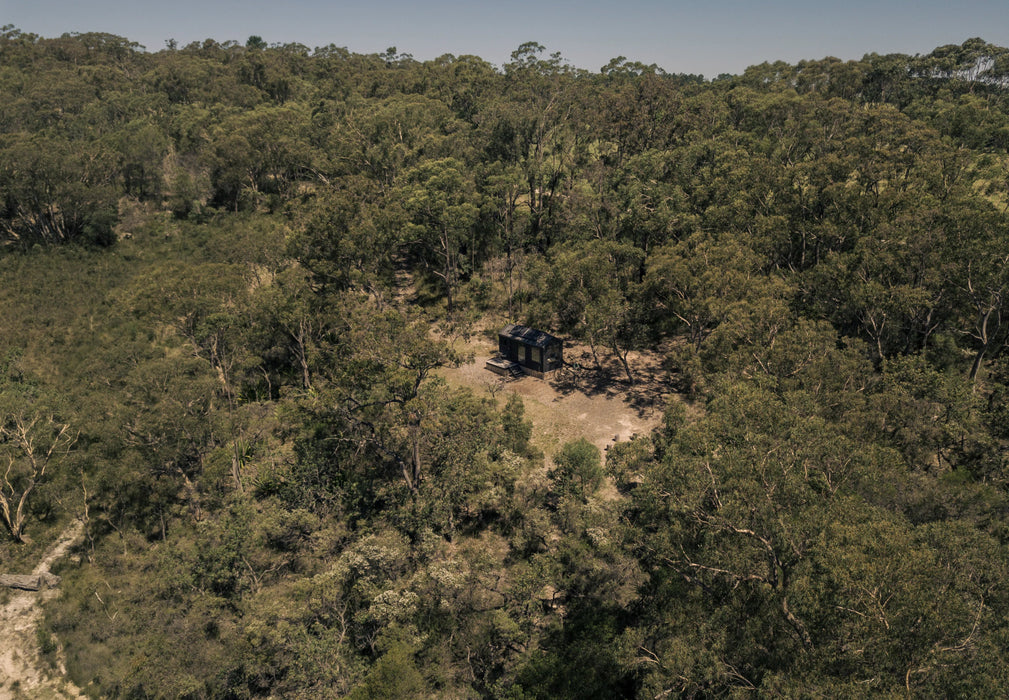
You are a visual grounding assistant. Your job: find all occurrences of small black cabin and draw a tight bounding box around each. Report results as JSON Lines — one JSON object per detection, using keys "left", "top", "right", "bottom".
{"left": 489, "top": 324, "right": 563, "bottom": 379}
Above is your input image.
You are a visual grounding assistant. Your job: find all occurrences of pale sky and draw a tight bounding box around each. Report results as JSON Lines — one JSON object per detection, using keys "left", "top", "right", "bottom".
{"left": 4, "top": 0, "right": 1009, "bottom": 78}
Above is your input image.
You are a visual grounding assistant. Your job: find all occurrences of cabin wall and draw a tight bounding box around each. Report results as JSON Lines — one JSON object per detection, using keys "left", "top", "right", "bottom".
{"left": 499, "top": 336, "right": 514, "bottom": 360}
{"left": 497, "top": 330, "right": 563, "bottom": 377}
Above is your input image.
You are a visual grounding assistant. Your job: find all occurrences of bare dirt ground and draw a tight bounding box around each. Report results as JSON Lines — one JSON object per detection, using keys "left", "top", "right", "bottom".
{"left": 440, "top": 332, "right": 675, "bottom": 461}
{"left": 0, "top": 521, "right": 86, "bottom": 700}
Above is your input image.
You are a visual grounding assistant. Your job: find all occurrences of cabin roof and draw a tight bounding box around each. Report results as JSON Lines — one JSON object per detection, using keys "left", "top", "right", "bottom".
{"left": 499, "top": 324, "right": 561, "bottom": 349}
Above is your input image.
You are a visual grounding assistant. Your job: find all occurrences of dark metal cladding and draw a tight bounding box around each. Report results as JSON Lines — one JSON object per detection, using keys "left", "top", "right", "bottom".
{"left": 494, "top": 324, "right": 564, "bottom": 377}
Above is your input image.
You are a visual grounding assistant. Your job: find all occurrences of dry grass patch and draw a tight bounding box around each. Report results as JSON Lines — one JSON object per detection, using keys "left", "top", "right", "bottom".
{"left": 438, "top": 332, "right": 676, "bottom": 462}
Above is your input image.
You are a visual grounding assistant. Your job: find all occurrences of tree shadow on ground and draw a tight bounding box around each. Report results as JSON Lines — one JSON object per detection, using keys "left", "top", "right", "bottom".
{"left": 549, "top": 345, "right": 671, "bottom": 419}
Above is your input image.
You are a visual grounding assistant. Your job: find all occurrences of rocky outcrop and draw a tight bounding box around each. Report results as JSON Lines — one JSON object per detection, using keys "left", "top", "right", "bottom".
{"left": 0, "top": 572, "right": 61, "bottom": 591}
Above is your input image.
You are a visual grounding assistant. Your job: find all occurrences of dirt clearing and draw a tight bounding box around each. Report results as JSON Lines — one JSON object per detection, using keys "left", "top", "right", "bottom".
{"left": 440, "top": 334, "right": 675, "bottom": 461}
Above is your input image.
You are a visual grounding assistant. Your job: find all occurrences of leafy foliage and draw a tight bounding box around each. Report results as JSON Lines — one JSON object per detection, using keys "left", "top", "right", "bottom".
{"left": 1, "top": 28, "right": 1008, "bottom": 698}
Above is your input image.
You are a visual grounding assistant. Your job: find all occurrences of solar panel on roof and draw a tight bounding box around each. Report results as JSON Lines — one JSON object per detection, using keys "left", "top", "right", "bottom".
{"left": 498, "top": 324, "right": 560, "bottom": 348}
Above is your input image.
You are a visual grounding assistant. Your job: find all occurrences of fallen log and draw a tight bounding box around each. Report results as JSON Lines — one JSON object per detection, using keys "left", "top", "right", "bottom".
{"left": 0, "top": 572, "right": 60, "bottom": 591}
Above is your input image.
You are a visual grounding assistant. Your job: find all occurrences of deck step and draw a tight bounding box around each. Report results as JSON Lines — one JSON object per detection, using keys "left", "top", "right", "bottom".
{"left": 485, "top": 356, "right": 522, "bottom": 378}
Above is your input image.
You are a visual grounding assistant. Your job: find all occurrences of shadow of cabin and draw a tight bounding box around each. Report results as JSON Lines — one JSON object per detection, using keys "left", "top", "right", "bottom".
{"left": 486, "top": 324, "right": 563, "bottom": 379}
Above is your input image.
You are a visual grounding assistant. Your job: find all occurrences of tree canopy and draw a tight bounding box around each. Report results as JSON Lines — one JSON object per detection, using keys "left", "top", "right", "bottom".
{"left": 2, "top": 28, "right": 1009, "bottom": 697}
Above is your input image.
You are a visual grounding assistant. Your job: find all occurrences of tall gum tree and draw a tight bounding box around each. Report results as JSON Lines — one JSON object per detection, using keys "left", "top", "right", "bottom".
{"left": 400, "top": 158, "right": 480, "bottom": 313}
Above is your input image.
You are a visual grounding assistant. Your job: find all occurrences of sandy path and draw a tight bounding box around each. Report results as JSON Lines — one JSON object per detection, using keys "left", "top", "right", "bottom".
{"left": 0, "top": 521, "right": 86, "bottom": 700}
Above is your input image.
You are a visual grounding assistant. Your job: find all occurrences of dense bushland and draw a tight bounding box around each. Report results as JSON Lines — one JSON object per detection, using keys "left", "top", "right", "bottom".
{"left": 3, "top": 26, "right": 1009, "bottom": 696}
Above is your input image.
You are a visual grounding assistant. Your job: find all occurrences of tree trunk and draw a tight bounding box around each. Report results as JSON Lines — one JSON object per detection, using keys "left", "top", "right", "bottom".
{"left": 0, "top": 480, "right": 36, "bottom": 544}
{"left": 969, "top": 346, "right": 986, "bottom": 382}
{"left": 612, "top": 343, "right": 635, "bottom": 385}
{"left": 588, "top": 339, "right": 602, "bottom": 372}
{"left": 506, "top": 246, "right": 514, "bottom": 318}
{"left": 295, "top": 319, "right": 312, "bottom": 391}
{"left": 0, "top": 572, "right": 60, "bottom": 591}
{"left": 782, "top": 594, "right": 813, "bottom": 649}
{"left": 441, "top": 228, "right": 455, "bottom": 313}
{"left": 410, "top": 422, "right": 422, "bottom": 492}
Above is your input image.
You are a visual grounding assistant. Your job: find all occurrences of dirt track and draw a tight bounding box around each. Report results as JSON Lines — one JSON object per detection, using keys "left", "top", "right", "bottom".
{"left": 0, "top": 521, "right": 86, "bottom": 700}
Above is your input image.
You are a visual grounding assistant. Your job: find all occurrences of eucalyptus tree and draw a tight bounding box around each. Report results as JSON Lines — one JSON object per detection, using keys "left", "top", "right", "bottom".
{"left": 0, "top": 133, "right": 119, "bottom": 247}
{"left": 0, "top": 408, "right": 76, "bottom": 543}
{"left": 399, "top": 157, "right": 481, "bottom": 312}
{"left": 533, "top": 239, "right": 646, "bottom": 383}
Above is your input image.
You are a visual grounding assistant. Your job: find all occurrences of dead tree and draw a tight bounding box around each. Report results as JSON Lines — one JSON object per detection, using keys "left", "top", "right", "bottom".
{"left": 0, "top": 413, "right": 76, "bottom": 543}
